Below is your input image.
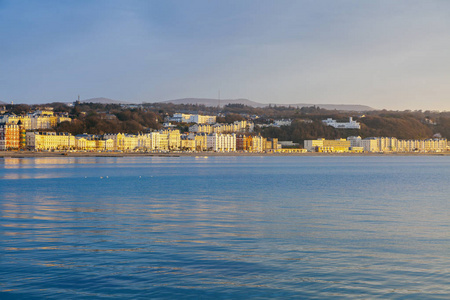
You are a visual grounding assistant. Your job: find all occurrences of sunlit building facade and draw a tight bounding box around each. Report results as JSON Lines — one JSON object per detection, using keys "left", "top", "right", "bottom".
{"left": 26, "top": 132, "right": 75, "bottom": 150}
{"left": 0, "top": 123, "right": 20, "bottom": 150}
{"left": 207, "top": 133, "right": 236, "bottom": 152}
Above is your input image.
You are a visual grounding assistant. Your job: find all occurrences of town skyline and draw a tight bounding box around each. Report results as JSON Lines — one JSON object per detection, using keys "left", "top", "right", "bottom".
{"left": 2, "top": 1, "right": 450, "bottom": 111}
{"left": 1, "top": 103, "right": 449, "bottom": 154}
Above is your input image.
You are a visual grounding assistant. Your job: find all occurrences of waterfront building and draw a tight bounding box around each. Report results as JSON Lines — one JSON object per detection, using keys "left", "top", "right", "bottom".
{"left": 361, "top": 138, "right": 379, "bottom": 152}
{"left": 162, "top": 129, "right": 181, "bottom": 150}
{"left": 149, "top": 132, "right": 162, "bottom": 150}
{"left": 26, "top": 132, "right": 75, "bottom": 151}
{"left": 157, "top": 132, "right": 169, "bottom": 150}
{"left": 96, "top": 139, "right": 115, "bottom": 151}
{"left": 0, "top": 123, "right": 20, "bottom": 150}
{"left": 193, "top": 133, "right": 208, "bottom": 151}
{"left": 265, "top": 138, "right": 280, "bottom": 151}
{"left": 304, "top": 138, "right": 351, "bottom": 152}
{"left": 236, "top": 134, "right": 269, "bottom": 152}
{"left": 347, "top": 136, "right": 448, "bottom": 153}
{"left": 75, "top": 137, "right": 97, "bottom": 151}
{"left": 347, "top": 136, "right": 362, "bottom": 147}
{"left": 180, "top": 136, "right": 196, "bottom": 151}
{"left": 103, "top": 133, "right": 139, "bottom": 151}
{"left": 74, "top": 134, "right": 115, "bottom": 151}
{"left": 304, "top": 139, "right": 324, "bottom": 151}
{"left": 395, "top": 138, "right": 447, "bottom": 152}
{"left": 236, "top": 135, "right": 252, "bottom": 151}
{"left": 207, "top": 133, "right": 236, "bottom": 152}
{"left": 322, "top": 139, "right": 351, "bottom": 152}
{"left": 251, "top": 135, "right": 265, "bottom": 152}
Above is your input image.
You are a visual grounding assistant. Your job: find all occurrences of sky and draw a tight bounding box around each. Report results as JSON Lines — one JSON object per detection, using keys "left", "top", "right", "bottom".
{"left": 1, "top": 0, "right": 450, "bottom": 110}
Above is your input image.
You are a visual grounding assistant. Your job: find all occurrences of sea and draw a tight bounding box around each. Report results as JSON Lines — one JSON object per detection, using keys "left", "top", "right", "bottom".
{"left": 0, "top": 156, "right": 449, "bottom": 299}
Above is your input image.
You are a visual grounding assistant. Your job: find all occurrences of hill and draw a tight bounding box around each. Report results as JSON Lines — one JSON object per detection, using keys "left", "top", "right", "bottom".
{"left": 158, "top": 98, "right": 374, "bottom": 111}
{"left": 81, "top": 97, "right": 134, "bottom": 105}
{"left": 157, "top": 98, "right": 262, "bottom": 107}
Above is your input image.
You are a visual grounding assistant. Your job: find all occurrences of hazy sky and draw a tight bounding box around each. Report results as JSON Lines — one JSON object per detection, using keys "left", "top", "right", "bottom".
{"left": 1, "top": 0, "right": 450, "bottom": 110}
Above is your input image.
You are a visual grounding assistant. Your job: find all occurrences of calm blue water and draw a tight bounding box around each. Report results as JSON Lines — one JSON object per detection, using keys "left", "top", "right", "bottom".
{"left": 0, "top": 156, "right": 449, "bottom": 299}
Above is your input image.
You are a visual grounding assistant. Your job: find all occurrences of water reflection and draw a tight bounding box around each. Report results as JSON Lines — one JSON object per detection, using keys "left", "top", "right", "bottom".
{"left": 0, "top": 156, "right": 449, "bottom": 298}
{"left": 2, "top": 173, "right": 68, "bottom": 180}
{"left": 1, "top": 157, "right": 122, "bottom": 168}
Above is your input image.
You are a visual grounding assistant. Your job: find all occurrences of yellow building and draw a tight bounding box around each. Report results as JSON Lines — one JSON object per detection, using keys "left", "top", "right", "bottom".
{"left": 304, "top": 139, "right": 325, "bottom": 151}
{"left": 96, "top": 139, "right": 115, "bottom": 151}
{"left": 194, "top": 133, "right": 207, "bottom": 151}
{"left": 323, "top": 139, "right": 351, "bottom": 152}
{"left": 26, "top": 132, "right": 75, "bottom": 150}
{"left": 304, "top": 138, "right": 351, "bottom": 152}
{"left": 166, "top": 130, "right": 181, "bottom": 150}
{"left": 180, "top": 139, "right": 196, "bottom": 151}
{"left": 0, "top": 111, "right": 71, "bottom": 130}
{"left": 75, "top": 138, "right": 97, "bottom": 150}
{"left": 190, "top": 120, "right": 254, "bottom": 134}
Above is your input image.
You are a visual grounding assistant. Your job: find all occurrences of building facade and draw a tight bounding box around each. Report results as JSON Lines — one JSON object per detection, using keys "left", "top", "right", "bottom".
{"left": 0, "top": 123, "right": 20, "bottom": 150}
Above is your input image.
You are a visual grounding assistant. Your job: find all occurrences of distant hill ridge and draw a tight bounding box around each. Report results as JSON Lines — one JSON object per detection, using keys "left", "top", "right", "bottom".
{"left": 77, "top": 97, "right": 373, "bottom": 111}
{"left": 81, "top": 97, "right": 132, "bottom": 104}
{"left": 158, "top": 98, "right": 374, "bottom": 111}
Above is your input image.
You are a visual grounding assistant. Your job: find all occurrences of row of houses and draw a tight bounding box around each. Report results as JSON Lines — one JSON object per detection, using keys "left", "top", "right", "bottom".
{"left": 2, "top": 120, "right": 447, "bottom": 153}
{"left": 169, "top": 113, "right": 216, "bottom": 124}
{"left": 0, "top": 110, "right": 71, "bottom": 130}
{"left": 18, "top": 130, "right": 280, "bottom": 153}
{"left": 305, "top": 137, "right": 448, "bottom": 153}
{"left": 189, "top": 120, "right": 254, "bottom": 134}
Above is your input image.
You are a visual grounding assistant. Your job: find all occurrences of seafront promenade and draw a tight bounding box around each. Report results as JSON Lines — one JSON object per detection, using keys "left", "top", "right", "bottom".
{"left": 0, "top": 150, "right": 449, "bottom": 158}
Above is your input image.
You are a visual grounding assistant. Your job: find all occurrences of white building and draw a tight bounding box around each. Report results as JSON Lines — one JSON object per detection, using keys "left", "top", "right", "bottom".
{"left": 273, "top": 119, "right": 292, "bottom": 127}
{"left": 347, "top": 136, "right": 362, "bottom": 147}
{"left": 323, "top": 117, "right": 360, "bottom": 129}
{"left": 346, "top": 136, "right": 448, "bottom": 152}
{"left": 206, "top": 133, "right": 236, "bottom": 152}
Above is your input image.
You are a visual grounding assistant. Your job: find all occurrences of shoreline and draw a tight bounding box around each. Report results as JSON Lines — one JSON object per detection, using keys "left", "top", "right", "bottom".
{"left": 0, "top": 151, "right": 449, "bottom": 158}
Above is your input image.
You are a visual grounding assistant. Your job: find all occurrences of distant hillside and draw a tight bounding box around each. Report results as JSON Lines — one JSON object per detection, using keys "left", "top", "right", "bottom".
{"left": 158, "top": 98, "right": 374, "bottom": 111}
{"left": 0, "top": 100, "right": 7, "bottom": 105}
{"left": 304, "top": 104, "right": 374, "bottom": 111}
{"left": 81, "top": 97, "right": 134, "bottom": 105}
{"left": 158, "top": 98, "right": 263, "bottom": 107}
